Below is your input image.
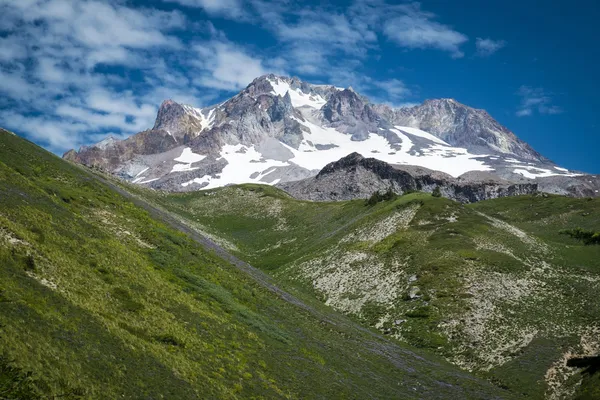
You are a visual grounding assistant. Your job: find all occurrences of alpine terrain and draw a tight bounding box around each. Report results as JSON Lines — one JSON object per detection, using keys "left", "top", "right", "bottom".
{"left": 63, "top": 75, "right": 600, "bottom": 200}
{"left": 0, "top": 129, "right": 512, "bottom": 399}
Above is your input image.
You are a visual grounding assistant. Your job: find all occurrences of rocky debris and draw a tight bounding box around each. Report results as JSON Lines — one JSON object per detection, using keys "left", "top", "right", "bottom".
{"left": 278, "top": 153, "right": 538, "bottom": 203}
{"left": 321, "top": 88, "right": 380, "bottom": 141}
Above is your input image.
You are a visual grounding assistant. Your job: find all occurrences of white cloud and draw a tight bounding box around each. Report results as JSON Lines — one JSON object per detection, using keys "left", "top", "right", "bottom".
{"left": 382, "top": 12, "right": 467, "bottom": 58}
{"left": 476, "top": 37, "right": 506, "bottom": 57}
{"left": 370, "top": 78, "right": 411, "bottom": 99}
{"left": 250, "top": 0, "right": 378, "bottom": 77}
{"left": 0, "top": 0, "right": 494, "bottom": 154}
{"left": 192, "top": 41, "right": 276, "bottom": 91}
{"left": 516, "top": 86, "right": 563, "bottom": 117}
{"left": 164, "top": 0, "right": 246, "bottom": 19}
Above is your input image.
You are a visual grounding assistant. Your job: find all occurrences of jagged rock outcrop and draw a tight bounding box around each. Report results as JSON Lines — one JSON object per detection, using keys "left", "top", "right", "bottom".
{"left": 152, "top": 100, "right": 206, "bottom": 142}
{"left": 278, "top": 153, "right": 538, "bottom": 203}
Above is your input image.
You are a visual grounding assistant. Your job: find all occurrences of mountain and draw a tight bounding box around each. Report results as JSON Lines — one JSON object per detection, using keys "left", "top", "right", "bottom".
{"left": 374, "top": 98, "right": 547, "bottom": 161}
{"left": 1, "top": 128, "right": 513, "bottom": 399}
{"left": 64, "top": 74, "right": 592, "bottom": 197}
{"left": 278, "top": 152, "right": 538, "bottom": 203}
{"left": 150, "top": 180, "right": 600, "bottom": 400}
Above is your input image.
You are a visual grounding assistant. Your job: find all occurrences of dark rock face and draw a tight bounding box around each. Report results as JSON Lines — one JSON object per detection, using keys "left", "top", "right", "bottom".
{"left": 279, "top": 153, "right": 538, "bottom": 203}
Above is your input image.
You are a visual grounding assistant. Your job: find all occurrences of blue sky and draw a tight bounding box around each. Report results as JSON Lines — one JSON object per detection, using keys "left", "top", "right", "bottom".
{"left": 1, "top": 0, "right": 598, "bottom": 173}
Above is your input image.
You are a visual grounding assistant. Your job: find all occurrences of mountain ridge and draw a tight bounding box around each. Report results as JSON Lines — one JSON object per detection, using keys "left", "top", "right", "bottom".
{"left": 63, "top": 74, "right": 586, "bottom": 197}
{"left": 278, "top": 152, "right": 539, "bottom": 203}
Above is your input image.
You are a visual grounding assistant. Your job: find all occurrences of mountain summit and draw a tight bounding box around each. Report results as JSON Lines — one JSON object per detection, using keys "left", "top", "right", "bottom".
{"left": 64, "top": 74, "right": 583, "bottom": 194}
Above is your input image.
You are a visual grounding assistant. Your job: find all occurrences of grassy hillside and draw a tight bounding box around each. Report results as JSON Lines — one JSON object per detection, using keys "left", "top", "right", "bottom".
{"left": 0, "top": 129, "right": 513, "bottom": 399}
{"left": 150, "top": 183, "right": 600, "bottom": 399}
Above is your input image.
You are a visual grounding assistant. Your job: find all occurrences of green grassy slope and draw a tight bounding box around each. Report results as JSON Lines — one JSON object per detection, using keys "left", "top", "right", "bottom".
{"left": 0, "top": 129, "right": 513, "bottom": 399}
{"left": 150, "top": 184, "right": 600, "bottom": 399}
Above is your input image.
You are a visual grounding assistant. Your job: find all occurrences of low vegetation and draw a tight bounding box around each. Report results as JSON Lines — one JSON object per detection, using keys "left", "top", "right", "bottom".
{"left": 365, "top": 188, "right": 397, "bottom": 206}
{"left": 143, "top": 179, "right": 600, "bottom": 399}
{"left": 0, "top": 130, "right": 509, "bottom": 398}
{"left": 560, "top": 228, "right": 600, "bottom": 245}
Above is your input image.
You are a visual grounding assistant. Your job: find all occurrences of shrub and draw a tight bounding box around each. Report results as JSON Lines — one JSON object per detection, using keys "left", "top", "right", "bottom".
{"left": 365, "top": 188, "right": 396, "bottom": 206}
{"left": 0, "top": 356, "right": 43, "bottom": 399}
{"left": 111, "top": 288, "right": 144, "bottom": 312}
{"left": 155, "top": 334, "right": 185, "bottom": 347}
{"left": 432, "top": 186, "right": 442, "bottom": 198}
{"left": 560, "top": 228, "right": 600, "bottom": 245}
{"left": 23, "top": 255, "right": 36, "bottom": 271}
{"left": 405, "top": 306, "right": 431, "bottom": 318}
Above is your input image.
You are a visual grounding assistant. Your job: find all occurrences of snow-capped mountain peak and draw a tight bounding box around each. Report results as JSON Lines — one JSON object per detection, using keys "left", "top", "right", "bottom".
{"left": 64, "top": 74, "right": 589, "bottom": 195}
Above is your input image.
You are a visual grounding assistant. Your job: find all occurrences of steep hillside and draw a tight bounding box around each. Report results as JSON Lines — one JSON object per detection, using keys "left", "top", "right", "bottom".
{"left": 63, "top": 74, "right": 585, "bottom": 193}
{"left": 151, "top": 183, "right": 600, "bottom": 399}
{"left": 0, "top": 129, "right": 512, "bottom": 399}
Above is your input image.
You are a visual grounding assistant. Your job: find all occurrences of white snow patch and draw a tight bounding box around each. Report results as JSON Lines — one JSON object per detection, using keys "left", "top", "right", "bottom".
{"left": 182, "top": 176, "right": 211, "bottom": 187}
{"left": 132, "top": 167, "right": 150, "bottom": 183}
{"left": 174, "top": 147, "right": 206, "bottom": 164}
{"left": 171, "top": 147, "right": 206, "bottom": 174}
{"left": 395, "top": 126, "right": 450, "bottom": 146}
{"left": 554, "top": 166, "right": 569, "bottom": 172}
{"left": 171, "top": 164, "right": 199, "bottom": 173}
{"left": 513, "top": 165, "right": 582, "bottom": 179}
{"left": 281, "top": 118, "right": 493, "bottom": 177}
{"left": 135, "top": 167, "right": 149, "bottom": 178}
{"left": 138, "top": 178, "right": 159, "bottom": 184}
{"left": 268, "top": 78, "right": 327, "bottom": 109}
{"left": 166, "top": 130, "right": 177, "bottom": 142}
{"left": 505, "top": 158, "right": 522, "bottom": 164}
{"left": 200, "top": 144, "right": 289, "bottom": 189}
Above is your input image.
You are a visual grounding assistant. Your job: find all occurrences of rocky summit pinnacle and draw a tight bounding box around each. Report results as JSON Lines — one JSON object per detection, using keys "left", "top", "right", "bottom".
{"left": 63, "top": 74, "right": 596, "bottom": 198}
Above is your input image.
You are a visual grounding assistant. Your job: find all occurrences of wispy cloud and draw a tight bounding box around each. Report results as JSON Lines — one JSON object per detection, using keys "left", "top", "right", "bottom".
{"left": 163, "top": 0, "right": 246, "bottom": 19}
{"left": 366, "top": 78, "right": 412, "bottom": 104}
{"left": 192, "top": 40, "right": 279, "bottom": 91}
{"left": 475, "top": 37, "right": 506, "bottom": 57}
{"left": 380, "top": 3, "right": 468, "bottom": 58}
{"left": 516, "top": 86, "right": 563, "bottom": 117}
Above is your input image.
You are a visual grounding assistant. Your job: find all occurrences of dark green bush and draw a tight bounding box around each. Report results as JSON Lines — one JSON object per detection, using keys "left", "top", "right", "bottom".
{"left": 560, "top": 228, "right": 600, "bottom": 245}
{"left": 155, "top": 334, "right": 185, "bottom": 347}
{"left": 432, "top": 186, "right": 442, "bottom": 198}
{"left": 111, "top": 288, "right": 144, "bottom": 312}
{"left": 365, "top": 188, "right": 396, "bottom": 206}
{"left": 23, "top": 255, "right": 36, "bottom": 272}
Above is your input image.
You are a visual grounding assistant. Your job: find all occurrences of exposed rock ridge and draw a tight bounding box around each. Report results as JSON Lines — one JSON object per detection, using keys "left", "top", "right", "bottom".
{"left": 279, "top": 153, "right": 538, "bottom": 203}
